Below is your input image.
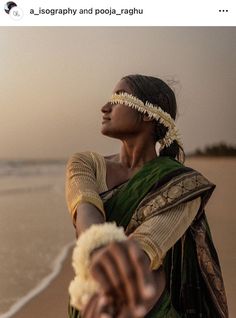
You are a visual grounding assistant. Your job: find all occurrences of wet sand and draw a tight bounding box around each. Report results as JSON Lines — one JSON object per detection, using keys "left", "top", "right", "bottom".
{"left": 11, "top": 249, "right": 74, "bottom": 318}
{"left": 11, "top": 157, "right": 236, "bottom": 317}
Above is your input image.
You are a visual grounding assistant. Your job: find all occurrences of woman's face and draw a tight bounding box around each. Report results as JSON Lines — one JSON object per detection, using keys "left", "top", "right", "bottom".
{"left": 101, "top": 79, "right": 142, "bottom": 139}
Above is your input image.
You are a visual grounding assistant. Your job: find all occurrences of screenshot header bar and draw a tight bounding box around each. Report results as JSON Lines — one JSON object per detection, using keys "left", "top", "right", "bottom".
{"left": 0, "top": 0, "right": 235, "bottom": 26}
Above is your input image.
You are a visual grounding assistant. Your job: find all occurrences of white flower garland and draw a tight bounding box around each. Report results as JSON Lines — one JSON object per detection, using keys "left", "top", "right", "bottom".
{"left": 69, "top": 222, "right": 127, "bottom": 310}
{"left": 109, "top": 92, "right": 183, "bottom": 150}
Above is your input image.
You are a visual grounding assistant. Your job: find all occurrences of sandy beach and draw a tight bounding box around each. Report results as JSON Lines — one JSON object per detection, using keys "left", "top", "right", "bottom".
{"left": 7, "top": 157, "right": 236, "bottom": 318}
{"left": 10, "top": 249, "right": 74, "bottom": 318}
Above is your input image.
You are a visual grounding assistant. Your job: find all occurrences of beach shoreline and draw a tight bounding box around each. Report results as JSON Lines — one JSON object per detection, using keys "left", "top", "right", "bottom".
{"left": 10, "top": 248, "right": 74, "bottom": 318}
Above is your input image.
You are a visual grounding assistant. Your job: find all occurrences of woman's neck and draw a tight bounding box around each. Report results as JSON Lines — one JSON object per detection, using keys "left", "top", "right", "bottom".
{"left": 119, "top": 139, "right": 158, "bottom": 170}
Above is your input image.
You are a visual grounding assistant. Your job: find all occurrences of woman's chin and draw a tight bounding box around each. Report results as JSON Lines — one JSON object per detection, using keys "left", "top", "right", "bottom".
{"left": 100, "top": 127, "right": 117, "bottom": 139}
{"left": 101, "top": 126, "right": 110, "bottom": 136}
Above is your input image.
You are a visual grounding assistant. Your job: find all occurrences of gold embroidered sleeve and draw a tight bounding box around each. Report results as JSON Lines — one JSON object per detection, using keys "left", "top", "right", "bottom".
{"left": 65, "top": 152, "right": 107, "bottom": 224}
{"left": 130, "top": 197, "right": 201, "bottom": 270}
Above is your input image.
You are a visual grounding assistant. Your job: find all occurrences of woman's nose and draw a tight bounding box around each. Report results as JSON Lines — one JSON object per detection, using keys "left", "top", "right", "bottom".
{"left": 101, "top": 102, "right": 112, "bottom": 113}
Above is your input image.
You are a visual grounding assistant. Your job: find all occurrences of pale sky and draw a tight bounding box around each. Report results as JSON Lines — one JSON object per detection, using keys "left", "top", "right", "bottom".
{"left": 0, "top": 27, "right": 235, "bottom": 159}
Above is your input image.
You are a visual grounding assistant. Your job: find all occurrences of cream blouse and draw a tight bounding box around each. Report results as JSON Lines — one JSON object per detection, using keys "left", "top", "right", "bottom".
{"left": 66, "top": 151, "right": 201, "bottom": 269}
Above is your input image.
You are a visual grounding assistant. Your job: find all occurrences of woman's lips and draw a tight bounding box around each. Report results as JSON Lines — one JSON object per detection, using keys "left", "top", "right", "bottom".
{"left": 102, "top": 117, "right": 111, "bottom": 124}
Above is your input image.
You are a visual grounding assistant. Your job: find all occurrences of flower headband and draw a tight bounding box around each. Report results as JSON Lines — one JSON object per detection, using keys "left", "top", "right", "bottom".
{"left": 108, "top": 92, "right": 183, "bottom": 150}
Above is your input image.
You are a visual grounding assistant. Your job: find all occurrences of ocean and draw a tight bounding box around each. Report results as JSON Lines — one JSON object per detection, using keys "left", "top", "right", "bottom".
{"left": 0, "top": 160, "right": 74, "bottom": 318}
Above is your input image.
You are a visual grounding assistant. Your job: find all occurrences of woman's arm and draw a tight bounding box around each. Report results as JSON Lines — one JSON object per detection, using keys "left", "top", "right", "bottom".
{"left": 75, "top": 202, "right": 105, "bottom": 237}
{"left": 130, "top": 197, "right": 201, "bottom": 270}
{"left": 66, "top": 152, "right": 165, "bottom": 316}
{"left": 66, "top": 152, "right": 107, "bottom": 227}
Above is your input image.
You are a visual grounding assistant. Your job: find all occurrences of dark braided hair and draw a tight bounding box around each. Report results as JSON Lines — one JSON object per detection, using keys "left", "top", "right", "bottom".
{"left": 122, "top": 74, "right": 185, "bottom": 163}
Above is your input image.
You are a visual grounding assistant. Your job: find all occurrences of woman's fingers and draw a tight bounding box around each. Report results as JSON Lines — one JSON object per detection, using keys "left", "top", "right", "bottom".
{"left": 82, "top": 293, "right": 116, "bottom": 318}
{"left": 114, "top": 240, "right": 155, "bottom": 316}
{"left": 91, "top": 252, "right": 126, "bottom": 300}
{"left": 117, "top": 307, "right": 133, "bottom": 318}
{"left": 97, "top": 294, "right": 116, "bottom": 318}
{"left": 110, "top": 242, "right": 142, "bottom": 311}
{"left": 90, "top": 239, "right": 156, "bottom": 317}
{"left": 127, "top": 239, "right": 156, "bottom": 299}
{"left": 91, "top": 241, "right": 140, "bottom": 309}
{"left": 82, "top": 294, "right": 99, "bottom": 318}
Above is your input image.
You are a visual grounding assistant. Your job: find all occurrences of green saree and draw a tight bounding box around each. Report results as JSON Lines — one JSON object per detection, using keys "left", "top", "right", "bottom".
{"left": 69, "top": 156, "right": 228, "bottom": 318}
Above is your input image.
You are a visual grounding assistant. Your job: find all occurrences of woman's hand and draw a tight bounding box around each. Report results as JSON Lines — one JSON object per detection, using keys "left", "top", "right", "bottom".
{"left": 84, "top": 238, "right": 164, "bottom": 318}
{"left": 82, "top": 292, "right": 152, "bottom": 318}
{"left": 81, "top": 293, "right": 114, "bottom": 318}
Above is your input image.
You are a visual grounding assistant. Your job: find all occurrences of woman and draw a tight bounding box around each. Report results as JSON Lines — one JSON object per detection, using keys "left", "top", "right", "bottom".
{"left": 66, "top": 75, "right": 228, "bottom": 317}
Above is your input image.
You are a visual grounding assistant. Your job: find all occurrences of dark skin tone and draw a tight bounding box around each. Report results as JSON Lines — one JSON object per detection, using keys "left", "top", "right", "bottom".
{"left": 76, "top": 79, "right": 166, "bottom": 317}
